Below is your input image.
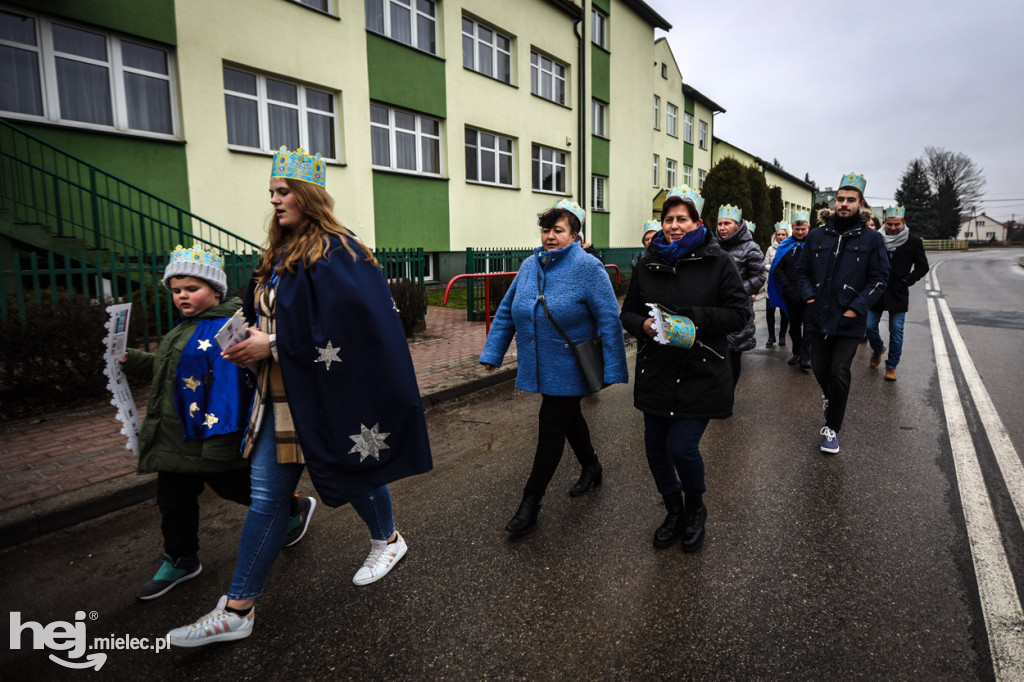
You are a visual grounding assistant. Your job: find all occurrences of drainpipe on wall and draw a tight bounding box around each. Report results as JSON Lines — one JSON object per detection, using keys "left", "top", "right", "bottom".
{"left": 573, "top": 14, "right": 586, "bottom": 212}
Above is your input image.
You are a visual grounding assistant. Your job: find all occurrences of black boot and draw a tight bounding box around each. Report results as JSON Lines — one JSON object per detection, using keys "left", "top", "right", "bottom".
{"left": 653, "top": 492, "right": 684, "bottom": 548}
{"left": 681, "top": 500, "right": 707, "bottom": 553}
{"left": 505, "top": 492, "right": 542, "bottom": 536}
{"left": 569, "top": 462, "right": 603, "bottom": 497}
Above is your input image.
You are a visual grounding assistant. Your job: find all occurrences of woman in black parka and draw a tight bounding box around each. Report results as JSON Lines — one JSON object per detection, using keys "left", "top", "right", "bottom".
{"left": 620, "top": 186, "right": 750, "bottom": 552}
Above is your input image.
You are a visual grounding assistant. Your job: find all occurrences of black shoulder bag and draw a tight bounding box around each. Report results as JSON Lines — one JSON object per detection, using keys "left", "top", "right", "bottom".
{"left": 536, "top": 269, "right": 605, "bottom": 394}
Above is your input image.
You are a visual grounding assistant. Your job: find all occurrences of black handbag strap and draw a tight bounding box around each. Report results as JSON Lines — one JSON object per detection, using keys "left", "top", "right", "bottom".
{"left": 536, "top": 268, "right": 575, "bottom": 345}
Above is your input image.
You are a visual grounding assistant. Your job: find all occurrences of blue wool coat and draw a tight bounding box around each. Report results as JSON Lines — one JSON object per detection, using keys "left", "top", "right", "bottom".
{"left": 480, "top": 242, "right": 628, "bottom": 396}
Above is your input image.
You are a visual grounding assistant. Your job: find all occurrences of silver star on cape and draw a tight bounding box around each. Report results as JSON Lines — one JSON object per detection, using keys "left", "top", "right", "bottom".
{"left": 315, "top": 340, "right": 342, "bottom": 371}
{"left": 348, "top": 423, "right": 390, "bottom": 462}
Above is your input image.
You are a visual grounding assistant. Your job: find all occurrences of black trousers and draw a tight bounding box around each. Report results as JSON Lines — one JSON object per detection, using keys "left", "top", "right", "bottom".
{"left": 784, "top": 298, "right": 810, "bottom": 361}
{"left": 157, "top": 469, "right": 252, "bottom": 559}
{"left": 765, "top": 299, "right": 789, "bottom": 341}
{"left": 808, "top": 334, "right": 861, "bottom": 432}
{"left": 524, "top": 394, "right": 597, "bottom": 497}
{"left": 729, "top": 350, "right": 742, "bottom": 386}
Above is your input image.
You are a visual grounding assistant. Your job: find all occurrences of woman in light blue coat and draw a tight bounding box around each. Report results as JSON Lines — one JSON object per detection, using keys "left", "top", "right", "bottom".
{"left": 480, "top": 201, "right": 628, "bottom": 536}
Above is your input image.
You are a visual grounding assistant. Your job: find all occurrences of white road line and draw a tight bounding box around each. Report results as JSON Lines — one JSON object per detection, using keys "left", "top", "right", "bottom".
{"left": 937, "top": 296, "right": 1024, "bottom": 529}
{"left": 927, "top": 296, "right": 1024, "bottom": 680}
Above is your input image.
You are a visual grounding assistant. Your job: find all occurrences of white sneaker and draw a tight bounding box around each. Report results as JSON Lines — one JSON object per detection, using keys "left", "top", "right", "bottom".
{"left": 352, "top": 532, "right": 408, "bottom": 586}
{"left": 167, "top": 596, "right": 255, "bottom": 648}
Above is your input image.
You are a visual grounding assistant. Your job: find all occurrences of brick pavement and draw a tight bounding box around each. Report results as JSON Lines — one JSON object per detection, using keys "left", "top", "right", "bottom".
{"left": 0, "top": 305, "right": 515, "bottom": 515}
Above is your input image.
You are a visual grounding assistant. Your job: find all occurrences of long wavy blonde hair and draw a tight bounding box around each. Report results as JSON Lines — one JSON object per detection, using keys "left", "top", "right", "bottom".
{"left": 255, "top": 178, "right": 377, "bottom": 284}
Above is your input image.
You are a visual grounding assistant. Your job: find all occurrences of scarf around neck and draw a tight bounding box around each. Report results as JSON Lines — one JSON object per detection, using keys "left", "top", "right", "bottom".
{"left": 650, "top": 225, "right": 707, "bottom": 265}
{"left": 883, "top": 226, "right": 910, "bottom": 252}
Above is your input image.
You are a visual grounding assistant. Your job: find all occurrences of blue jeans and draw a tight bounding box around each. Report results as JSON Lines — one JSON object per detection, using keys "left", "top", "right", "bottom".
{"left": 866, "top": 310, "right": 906, "bottom": 369}
{"left": 642, "top": 414, "right": 709, "bottom": 497}
{"left": 228, "top": 408, "right": 395, "bottom": 600}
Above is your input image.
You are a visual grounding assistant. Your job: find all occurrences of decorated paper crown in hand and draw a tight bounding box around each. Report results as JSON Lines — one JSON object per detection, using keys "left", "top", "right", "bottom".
{"left": 792, "top": 210, "right": 810, "bottom": 224}
{"left": 839, "top": 172, "right": 867, "bottom": 193}
{"left": 271, "top": 146, "right": 326, "bottom": 187}
{"left": 665, "top": 185, "right": 705, "bottom": 214}
{"left": 884, "top": 205, "right": 906, "bottom": 219}
{"left": 775, "top": 221, "right": 791, "bottom": 232}
{"left": 554, "top": 200, "right": 586, "bottom": 227}
{"left": 163, "top": 245, "right": 227, "bottom": 296}
{"left": 718, "top": 204, "right": 742, "bottom": 222}
{"left": 647, "top": 304, "right": 696, "bottom": 349}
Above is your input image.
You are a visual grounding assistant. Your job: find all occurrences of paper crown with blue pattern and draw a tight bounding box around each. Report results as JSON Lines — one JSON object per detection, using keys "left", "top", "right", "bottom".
{"left": 718, "top": 204, "right": 742, "bottom": 222}
{"left": 271, "top": 146, "right": 326, "bottom": 187}
{"left": 747, "top": 221, "right": 756, "bottom": 233}
{"left": 792, "top": 210, "right": 811, "bottom": 224}
{"left": 775, "top": 221, "right": 791, "bottom": 232}
{"left": 839, "top": 172, "right": 867, "bottom": 193}
{"left": 643, "top": 220, "right": 661, "bottom": 234}
{"left": 665, "top": 185, "right": 705, "bottom": 214}
{"left": 163, "top": 245, "right": 228, "bottom": 296}
{"left": 884, "top": 205, "right": 906, "bottom": 219}
{"left": 554, "top": 200, "right": 586, "bottom": 227}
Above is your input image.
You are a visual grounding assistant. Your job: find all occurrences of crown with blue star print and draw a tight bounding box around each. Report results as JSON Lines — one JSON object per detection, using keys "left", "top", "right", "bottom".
{"left": 643, "top": 219, "right": 661, "bottom": 234}
{"left": 884, "top": 205, "right": 906, "bottom": 219}
{"left": 775, "top": 221, "right": 791, "bottom": 232}
{"left": 665, "top": 185, "right": 705, "bottom": 214}
{"left": 718, "top": 204, "right": 742, "bottom": 222}
{"left": 747, "top": 221, "right": 756, "bottom": 233}
{"left": 792, "top": 210, "right": 811, "bottom": 224}
{"left": 839, "top": 172, "right": 867, "bottom": 194}
{"left": 554, "top": 200, "right": 586, "bottom": 227}
{"left": 271, "top": 146, "right": 326, "bottom": 187}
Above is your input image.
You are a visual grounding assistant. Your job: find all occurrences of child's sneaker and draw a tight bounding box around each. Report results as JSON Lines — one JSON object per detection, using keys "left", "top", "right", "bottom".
{"left": 136, "top": 553, "right": 202, "bottom": 601}
{"left": 352, "top": 531, "right": 408, "bottom": 586}
{"left": 167, "top": 596, "right": 255, "bottom": 648}
{"left": 283, "top": 496, "right": 317, "bottom": 548}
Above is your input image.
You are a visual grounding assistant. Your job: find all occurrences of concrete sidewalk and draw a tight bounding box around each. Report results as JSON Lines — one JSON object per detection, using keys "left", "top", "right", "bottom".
{"left": 0, "top": 305, "right": 516, "bottom": 548}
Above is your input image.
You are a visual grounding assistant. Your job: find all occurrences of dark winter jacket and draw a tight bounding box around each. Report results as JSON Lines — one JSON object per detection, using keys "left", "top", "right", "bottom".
{"left": 123, "top": 298, "right": 250, "bottom": 475}
{"left": 870, "top": 231, "right": 929, "bottom": 314}
{"left": 718, "top": 221, "right": 765, "bottom": 352}
{"left": 620, "top": 231, "right": 750, "bottom": 419}
{"left": 796, "top": 209, "right": 890, "bottom": 338}
{"left": 774, "top": 237, "right": 807, "bottom": 301}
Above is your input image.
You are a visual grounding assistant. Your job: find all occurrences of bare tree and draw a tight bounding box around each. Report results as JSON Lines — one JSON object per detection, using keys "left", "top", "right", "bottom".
{"left": 924, "top": 146, "right": 986, "bottom": 221}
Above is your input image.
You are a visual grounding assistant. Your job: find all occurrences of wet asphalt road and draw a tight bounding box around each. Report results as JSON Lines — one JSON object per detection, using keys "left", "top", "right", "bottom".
{"left": 3, "top": 249, "right": 1022, "bottom": 680}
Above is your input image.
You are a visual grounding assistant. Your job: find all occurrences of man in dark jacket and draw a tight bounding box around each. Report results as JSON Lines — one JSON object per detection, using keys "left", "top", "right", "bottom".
{"left": 796, "top": 173, "right": 889, "bottom": 454}
{"left": 866, "top": 206, "right": 930, "bottom": 381}
{"left": 770, "top": 211, "right": 812, "bottom": 370}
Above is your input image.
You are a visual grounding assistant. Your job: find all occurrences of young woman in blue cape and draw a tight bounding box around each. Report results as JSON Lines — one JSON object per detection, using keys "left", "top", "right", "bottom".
{"left": 168, "top": 147, "right": 432, "bottom": 648}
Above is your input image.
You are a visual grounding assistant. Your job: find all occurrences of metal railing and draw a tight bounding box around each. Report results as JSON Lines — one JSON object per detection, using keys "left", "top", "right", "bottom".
{"left": 0, "top": 119, "right": 261, "bottom": 257}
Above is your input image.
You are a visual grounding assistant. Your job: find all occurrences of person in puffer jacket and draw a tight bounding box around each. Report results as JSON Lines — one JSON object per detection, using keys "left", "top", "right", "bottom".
{"left": 716, "top": 204, "right": 765, "bottom": 385}
{"left": 796, "top": 173, "right": 889, "bottom": 455}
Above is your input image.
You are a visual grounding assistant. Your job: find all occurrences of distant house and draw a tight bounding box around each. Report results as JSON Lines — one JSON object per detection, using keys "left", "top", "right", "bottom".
{"left": 957, "top": 214, "right": 1007, "bottom": 242}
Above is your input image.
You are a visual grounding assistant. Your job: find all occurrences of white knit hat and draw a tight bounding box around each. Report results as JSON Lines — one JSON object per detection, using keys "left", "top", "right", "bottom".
{"left": 162, "top": 245, "right": 228, "bottom": 297}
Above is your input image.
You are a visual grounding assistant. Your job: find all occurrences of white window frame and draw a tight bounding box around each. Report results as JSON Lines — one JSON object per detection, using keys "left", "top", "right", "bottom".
{"left": 683, "top": 112, "right": 693, "bottom": 143}
{"left": 591, "top": 174, "right": 607, "bottom": 211}
{"left": 530, "top": 50, "right": 567, "bottom": 106}
{"left": 683, "top": 164, "right": 693, "bottom": 187}
{"left": 666, "top": 102, "right": 678, "bottom": 137}
{"left": 666, "top": 158, "right": 677, "bottom": 187}
{"left": 652, "top": 154, "right": 659, "bottom": 187}
{"left": 465, "top": 127, "right": 514, "bottom": 187}
{"left": 698, "top": 168, "right": 708, "bottom": 189}
{"left": 591, "top": 8, "right": 608, "bottom": 50}
{"left": 292, "top": 0, "right": 332, "bottom": 12}
{"left": 370, "top": 102, "right": 441, "bottom": 175}
{"left": 653, "top": 95, "right": 660, "bottom": 129}
{"left": 531, "top": 143, "right": 567, "bottom": 194}
{"left": 0, "top": 8, "right": 179, "bottom": 139}
{"left": 224, "top": 66, "right": 337, "bottom": 159}
{"left": 592, "top": 98, "right": 607, "bottom": 138}
{"left": 698, "top": 119, "right": 708, "bottom": 149}
{"left": 461, "top": 16, "right": 512, "bottom": 84}
{"left": 987, "top": 231, "right": 995, "bottom": 239}
{"left": 365, "top": 0, "right": 437, "bottom": 55}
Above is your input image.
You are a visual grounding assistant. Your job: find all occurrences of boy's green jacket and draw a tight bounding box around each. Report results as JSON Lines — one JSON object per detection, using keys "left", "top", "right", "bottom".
{"left": 124, "top": 297, "right": 249, "bottom": 474}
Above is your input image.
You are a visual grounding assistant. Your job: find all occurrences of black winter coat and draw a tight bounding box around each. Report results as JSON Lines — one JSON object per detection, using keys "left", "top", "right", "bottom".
{"left": 773, "top": 238, "right": 807, "bottom": 301}
{"left": 620, "top": 233, "right": 751, "bottom": 419}
{"left": 796, "top": 210, "right": 889, "bottom": 338}
{"left": 718, "top": 222, "right": 765, "bottom": 352}
{"left": 871, "top": 233, "right": 929, "bottom": 314}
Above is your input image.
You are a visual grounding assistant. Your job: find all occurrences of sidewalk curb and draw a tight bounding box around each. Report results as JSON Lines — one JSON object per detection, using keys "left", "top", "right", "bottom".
{"left": 0, "top": 369, "right": 517, "bottom": 550}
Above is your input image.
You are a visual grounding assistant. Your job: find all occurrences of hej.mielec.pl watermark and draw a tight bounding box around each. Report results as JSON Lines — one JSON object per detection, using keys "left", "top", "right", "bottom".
{"left": 9, "top": 610, "right": 169, "bottom": 671}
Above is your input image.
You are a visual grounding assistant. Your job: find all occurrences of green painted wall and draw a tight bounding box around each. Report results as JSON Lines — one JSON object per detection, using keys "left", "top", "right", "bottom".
{"left": 592, "top": 136, "right": 610, "bottom": 175}
{"left": 593, "top": 0, "right": 610, "bottom": 12}
{"left": 6, "top": 0, "right": 177, "bottom": 45}
{"left": 684, "top": 142, "right": 693, "bottom": 167}
{"left": 372, "top": 172, "right": 449, "bottom": 250}
{"left": 684, "top": 98, "right": 695, "bottom": 115}
{"left": 591, "top": 46, "right": 610, "bottom": 102}
{"left": 14, "top": 123, "right": 190, "bottom": 209}
{"left": 366, "top": 33, "right": 446, "bottom": 118}
{"left": 590, "top": 211, "right": 609, "bottom": 248}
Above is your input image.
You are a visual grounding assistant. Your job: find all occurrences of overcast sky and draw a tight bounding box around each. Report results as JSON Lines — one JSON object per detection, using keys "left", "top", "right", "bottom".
{"left": 649, "top": 0, "right": 1024, "bottom": 222}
